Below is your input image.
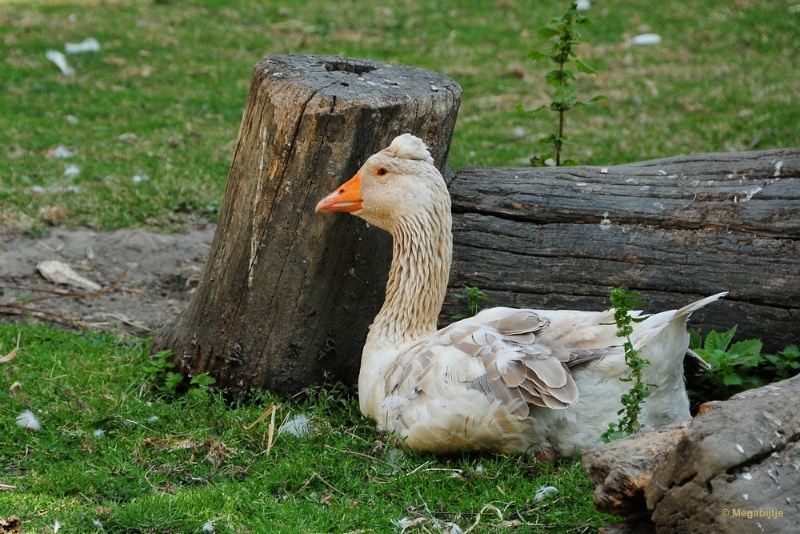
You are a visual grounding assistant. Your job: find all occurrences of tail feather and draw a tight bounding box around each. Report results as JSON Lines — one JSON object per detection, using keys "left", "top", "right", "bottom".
{"left": 631, "top": 291, "right": 728, "bottom": 351}
{"left": 675, "top": 291, "right": 728, "bottom": 319}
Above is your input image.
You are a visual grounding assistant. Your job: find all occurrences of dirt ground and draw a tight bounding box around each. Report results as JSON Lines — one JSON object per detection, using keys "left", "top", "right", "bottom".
{"left": 0, "top": 225, "right": 216, "bottom": 336}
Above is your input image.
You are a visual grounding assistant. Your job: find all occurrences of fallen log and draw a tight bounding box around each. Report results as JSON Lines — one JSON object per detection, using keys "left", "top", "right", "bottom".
{"left": 442, "top": 148, "right": 800, "bottom": 352}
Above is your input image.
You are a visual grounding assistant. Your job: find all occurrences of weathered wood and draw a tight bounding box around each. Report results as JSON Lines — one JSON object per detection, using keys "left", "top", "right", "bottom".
{"left": 583, "top": 375, "right": 800, "bottom": 533}
{"left": 441, "top": 148, "right": 800, "bottom": 352}
{"left": 647, "top": 374, "right": 800, "bottom": 533}
{"left": 582, "top": 422, "right": 689, "bottom": 517}
{"left": 152, "top": 54, "right": 461, "bottom": 396}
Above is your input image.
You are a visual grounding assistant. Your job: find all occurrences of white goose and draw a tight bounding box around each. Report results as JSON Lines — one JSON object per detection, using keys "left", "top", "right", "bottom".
{"left": 316, "top": 133, "right": 725, "bottom": 457}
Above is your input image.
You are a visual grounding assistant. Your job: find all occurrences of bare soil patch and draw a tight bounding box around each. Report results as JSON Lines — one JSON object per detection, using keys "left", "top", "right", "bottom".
{"left": 0, "top": 226, "right": 215, "bottom": 336}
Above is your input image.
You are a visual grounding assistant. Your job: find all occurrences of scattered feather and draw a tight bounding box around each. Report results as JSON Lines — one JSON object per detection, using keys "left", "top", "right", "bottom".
{"left": 279, "top": 413, "right": 312, "bottom": 438}
{"left": 53, "top": 519, "right": 61, "bottom": 533}
{"left": 535, "top": 485, "right": 558, "bottom": 501}
{"left": 202, "top": 521, "right": 215, "bottom": 532}
{"left": 93, "top": 429, "right": 105, "bottom": 437}
{"left": 65, "top": 37, "right": 100, "bottom": 53}
{"left": 92, "top": 518, "right": 103, "bottom": 528}
{"left": 147, "top": 416, "right": 159, "bottom": 423}
{"left": 51, "top": 145, "right": 74, "bottom": 159}
{"left": 46, "top": 50, "right": 75, "bottom": 75}
{"left": 576, "top": 0, "right": 591, "bottom": 10}
{"left": 392, "top": 516, "right": 425, "bottom": 532}
{"left": 630, "top": 33, "right": 662, "bottom": 46}
{"left": 16, "top": 410, "right": 41, "bottom": 431}
{"left": 440, "top": 521, "right": 463, "bottom": 533}
{"left": 64, "top": 164, "right": 80, "bottom": 178}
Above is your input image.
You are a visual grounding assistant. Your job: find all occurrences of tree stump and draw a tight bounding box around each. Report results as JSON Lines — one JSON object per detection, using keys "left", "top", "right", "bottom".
{"left": 441, "top": 148, "right": 800, "bottom": 352}
{"left": 152, "top": 54, "right": 461, "bottom": 397}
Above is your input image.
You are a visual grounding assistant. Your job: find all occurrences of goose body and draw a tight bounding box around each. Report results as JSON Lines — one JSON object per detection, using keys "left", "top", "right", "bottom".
{"left": 316, "top": 134, "right": 725, "bottom": 456}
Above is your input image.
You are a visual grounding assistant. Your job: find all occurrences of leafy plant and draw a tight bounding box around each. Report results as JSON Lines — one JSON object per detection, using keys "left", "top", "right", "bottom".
{"left": 186, "top": 373, "right": 217, "bottom": 404}
{"left": 452, "top": 286, "right": 496, "bottom": 319}
{"left": 762, "top": 344, "right": 800, "bottom": 381}
{"left": 143, "top": 349, "right": 215, "bottom": 402}
{"left": 526, "top": 1, "right": 605, "bottom": 167}
{"left": 143, "top": 349, "right": 180, "bottom": 393}
{"left": 687, "top": 326, "right": 800, "bottom": 410}
{"left": 601, "top": 286, "right": 655, "bottom": 442}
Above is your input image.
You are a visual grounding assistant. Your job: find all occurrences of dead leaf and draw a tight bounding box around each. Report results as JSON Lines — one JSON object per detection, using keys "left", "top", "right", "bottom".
{"left": 37, "top": 260, "right": 101, "bottom": 291}
{"left": 0, "top": 515, "right": 22, "bottom": 532}
{"left": 320, "top": 491, "right": 332, "bottom": 505}
{"left": 0, "top": 347, "right": 17, "bottom": 364}
{"left": 0, "top": 332, "right": 21, "bottom": 364}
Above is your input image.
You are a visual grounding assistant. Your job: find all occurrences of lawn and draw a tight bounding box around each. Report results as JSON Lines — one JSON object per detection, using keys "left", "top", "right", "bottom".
{"left": 1, "top": 0, "right": 797, "bottom": 233}
{"left": 1, "top": 0, "right": 799, "bottom": 532}
{"left": 0, "top": 323, "right": 613, "bottom": 532}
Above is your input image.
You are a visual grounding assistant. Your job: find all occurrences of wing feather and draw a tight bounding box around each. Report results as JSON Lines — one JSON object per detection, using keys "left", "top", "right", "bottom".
{"left": 385, "top": 307, "right": 611, "bottom": 426}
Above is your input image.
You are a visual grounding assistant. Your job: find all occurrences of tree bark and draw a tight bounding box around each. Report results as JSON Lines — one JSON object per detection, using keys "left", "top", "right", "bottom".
{"left": 152, "top": 54, "right": 461, "bottom": 397}
{"left": 441, "top": 148, "right": 800, "bottom": 352}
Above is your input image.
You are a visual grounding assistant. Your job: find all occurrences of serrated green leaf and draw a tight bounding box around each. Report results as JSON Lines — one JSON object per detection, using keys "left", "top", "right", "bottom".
{"left": 575, "top": 59, "right": 596, "bottom": 74}
{"left": 191, "top": 373, "right": 216, "bottom": 387}
{"left": 538, "top": 27, "right": 559, "bottom": 38}
{"left": 577, "top": 95, "right": 607, "bottom": 107}
{"left": 722, "top": 373, "right": 742, "bottom": 386}
{"left": 521, "top": 105, "right": 547, "bottom": 114}
{"left": 529, "top": 50, "right": 549, "bottom": 61}
{"left": 554, "top": 84, "right": 579, "bottom": 104}
{"left": 729, "top": 339, "right": 763, "bottom": 359}
{"left": 705, "top": 326, "right": 737, "bottom": 352}
{"left": 781, "top": 345, "right": 800, "bottom": 358}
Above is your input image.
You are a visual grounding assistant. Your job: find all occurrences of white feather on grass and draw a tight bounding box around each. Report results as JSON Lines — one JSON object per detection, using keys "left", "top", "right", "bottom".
{"left": 16, "top": 410, "right": 41, "bottom": 431}
{"left": 279, "top": 413, "right": 312, "bottom": 438}
{"left": 535, "top": 485, "right": 558, "bottom": 501}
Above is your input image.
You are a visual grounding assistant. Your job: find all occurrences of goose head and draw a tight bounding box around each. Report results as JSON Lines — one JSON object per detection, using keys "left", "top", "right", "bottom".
{"left": 315, "top": 134, "right": 450, "bottom": 233}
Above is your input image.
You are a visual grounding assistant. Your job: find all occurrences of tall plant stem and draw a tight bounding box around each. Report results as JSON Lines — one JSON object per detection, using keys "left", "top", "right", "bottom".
{"left": 556, "top": 60, "right": 566, "bottom": 166}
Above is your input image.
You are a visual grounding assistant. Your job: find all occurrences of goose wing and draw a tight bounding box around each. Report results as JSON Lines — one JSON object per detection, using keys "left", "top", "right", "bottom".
{"left": 383, "top": 307, "right": 615, "bottom": 422}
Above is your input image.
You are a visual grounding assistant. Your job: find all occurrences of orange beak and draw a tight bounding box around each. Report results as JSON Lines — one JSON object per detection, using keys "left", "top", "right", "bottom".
{"left": 315, "top": 171, "right": 363, "bottom": 213}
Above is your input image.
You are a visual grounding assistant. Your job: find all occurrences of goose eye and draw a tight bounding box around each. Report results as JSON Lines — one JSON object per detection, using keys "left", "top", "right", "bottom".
{"left": 376, "top": 167, "right": 388, "bottom": 176}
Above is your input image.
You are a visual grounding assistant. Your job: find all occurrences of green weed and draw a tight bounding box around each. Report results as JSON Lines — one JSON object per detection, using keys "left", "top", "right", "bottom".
{"left": 687, "top": 326, "right": 800, "bottom": 411}
{"left": 526, "top": 1, "right": 605, "bottom": 166}
{"left": 601, "top": 286, "right": 654, "bottom": 443}
{"left": 452, "top": 285, "right": 496, "bottom": 319}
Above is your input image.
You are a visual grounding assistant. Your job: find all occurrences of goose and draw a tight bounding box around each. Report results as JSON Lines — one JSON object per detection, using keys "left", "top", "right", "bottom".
{"left": 315, "top": 133, "right": 725, "bottom": 457}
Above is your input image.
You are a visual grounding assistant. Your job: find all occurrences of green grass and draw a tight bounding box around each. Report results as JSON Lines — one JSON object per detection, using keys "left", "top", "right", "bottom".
{"left": 1, "top": 0, "right": 798, "bottom": 233}
{"left": 0, "top": 322, "right": 615, "bottom": 533}
{"left": 2, "top": 1, "right": 798, "bottom": 530}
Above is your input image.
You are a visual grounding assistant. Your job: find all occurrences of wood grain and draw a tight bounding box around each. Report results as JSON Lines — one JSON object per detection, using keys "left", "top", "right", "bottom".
{"left": 442, "top": 148, "right": 800, "bottom": 352}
